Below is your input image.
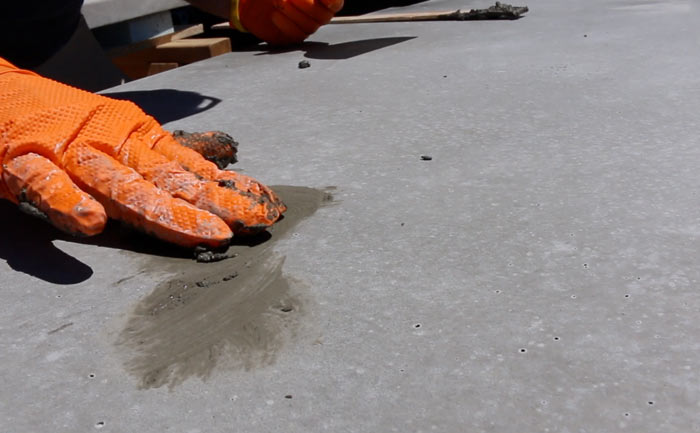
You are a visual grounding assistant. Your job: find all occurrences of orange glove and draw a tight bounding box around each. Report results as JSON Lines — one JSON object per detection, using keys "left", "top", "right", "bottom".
{"left": 0, "top": 58, "right": 285, "bottom": 249}
{"left": 231, "top": 0, "right": 344, "bottom": 45}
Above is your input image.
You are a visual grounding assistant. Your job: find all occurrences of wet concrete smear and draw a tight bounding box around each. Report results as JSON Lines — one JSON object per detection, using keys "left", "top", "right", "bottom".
{"left": 116, "top": 186, "right": 333, "bottom": 390}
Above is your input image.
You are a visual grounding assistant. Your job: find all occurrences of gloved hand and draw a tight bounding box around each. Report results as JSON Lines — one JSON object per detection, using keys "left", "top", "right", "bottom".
{"left": 0, "top": 58, "right": 285, "bottom": 249}
{"left": 231, "top": 0, "right": 345, "bottom": 45}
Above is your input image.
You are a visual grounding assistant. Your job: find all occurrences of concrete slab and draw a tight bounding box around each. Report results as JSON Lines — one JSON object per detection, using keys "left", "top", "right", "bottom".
{"left": 3, "top": 0, "right": 700, "bottom": 431}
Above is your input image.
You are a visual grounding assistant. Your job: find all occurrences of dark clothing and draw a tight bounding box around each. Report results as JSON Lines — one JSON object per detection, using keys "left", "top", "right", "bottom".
{"left": 0, "top": 1, "right": 84, "bottom": 68}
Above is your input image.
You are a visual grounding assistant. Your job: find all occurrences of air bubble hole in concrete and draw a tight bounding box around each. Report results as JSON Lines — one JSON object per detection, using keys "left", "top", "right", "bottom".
{"left": 89, "top": 373, "right": 95, "bottom": 378}
{"left": 553, "top": 336, "right": 560, "bottom": 341}
{"left": 95, "top": 421, "right": 105, "bottom": 429}
{"left": 280, "top": 307, "right": 293, "bottom": 313}
{"left": 414, "top": 323, "right": 422, "bottom": 329}
{"left": 519, "top": 348, "right": 527, "bottom": 353}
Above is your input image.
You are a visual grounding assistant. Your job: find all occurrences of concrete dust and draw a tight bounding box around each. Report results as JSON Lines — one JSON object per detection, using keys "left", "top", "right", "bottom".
{"left": 116, "top": 186, "right": 333, "bottom": 390}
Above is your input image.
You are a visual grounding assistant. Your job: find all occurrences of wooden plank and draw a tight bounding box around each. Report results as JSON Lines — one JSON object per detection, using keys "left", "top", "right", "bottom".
{"left": 147, "top": 62, "right": 179, "bottom": 75}
{"left": 111, "top": 37, "right": 231, "bottom": 79}
{"left": 106, "top": 24, "right": 205, "bottom": 57}
{"left": 154, "top": 37, "right": 232, "bottom": 64}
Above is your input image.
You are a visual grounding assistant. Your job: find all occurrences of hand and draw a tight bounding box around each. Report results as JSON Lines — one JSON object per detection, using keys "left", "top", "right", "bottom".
{"left": 235, "top": 0, "right": 345, "bottom": 45}
{"left": 0, "top": 58, "right": 285, "bottom": 249}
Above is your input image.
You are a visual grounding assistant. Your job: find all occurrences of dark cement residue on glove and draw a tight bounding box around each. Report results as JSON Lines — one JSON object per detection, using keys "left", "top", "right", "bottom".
{"left": 171, "top": 130, "right": 239, "bottom": 169}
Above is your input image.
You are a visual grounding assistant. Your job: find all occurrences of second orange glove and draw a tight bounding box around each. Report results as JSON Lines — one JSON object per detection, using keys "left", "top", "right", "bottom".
{"left": 232, "top": 0, "right": 345, "bottom": 45}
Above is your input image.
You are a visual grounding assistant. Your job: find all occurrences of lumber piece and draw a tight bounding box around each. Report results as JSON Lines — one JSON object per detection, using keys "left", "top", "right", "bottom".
{"left": 106, "top": 24, "right": 204, "bottom": 58}
{"left": 111, "top": 37, "right": 231, "bottom": 79}
{"left": 147, "top": 62, "right": 179, "bottom": 76}
{"left": 154, "top": 37, "right": 232, "bottom": 64}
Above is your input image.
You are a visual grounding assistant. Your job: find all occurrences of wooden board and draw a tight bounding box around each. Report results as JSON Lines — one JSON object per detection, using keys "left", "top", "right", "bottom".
{"left": 111, "top": 37, "right": 232, "bottom": 79}
{"left": 155, "top": 37, "right": 232, "bottom": 64}
{"left": 106, "top": 24, "right": 204, "bottom": 57}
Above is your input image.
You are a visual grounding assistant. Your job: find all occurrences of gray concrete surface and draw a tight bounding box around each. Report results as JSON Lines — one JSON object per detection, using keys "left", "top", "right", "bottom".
{"left": 3, "top": 0, "right": 700, "bottom": 431}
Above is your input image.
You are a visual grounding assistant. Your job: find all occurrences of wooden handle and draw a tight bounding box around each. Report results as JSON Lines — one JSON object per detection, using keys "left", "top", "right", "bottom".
{"left": 331, "top": 10, "right": 464, "bottom": 24}
{"left": 331, "top": 4, "right": 528, "bottom": 24}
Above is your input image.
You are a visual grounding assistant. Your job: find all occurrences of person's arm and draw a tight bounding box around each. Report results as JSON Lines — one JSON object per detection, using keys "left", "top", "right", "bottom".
{"left": 186, "top": 0, "right": 344, "bottom": 45}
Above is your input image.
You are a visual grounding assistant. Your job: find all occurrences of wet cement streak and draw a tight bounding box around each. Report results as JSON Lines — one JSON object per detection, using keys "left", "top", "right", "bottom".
{"left": 117, "top": 186, "right": 332, "bottom": 390}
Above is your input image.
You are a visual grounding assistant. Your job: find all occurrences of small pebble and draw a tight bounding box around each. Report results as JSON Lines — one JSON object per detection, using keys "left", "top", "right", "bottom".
{"left": 298, "top": 60, "right": 311, "bottom": 69}
{"left": 421, "top": 155, "right": 432, "bottom": 161}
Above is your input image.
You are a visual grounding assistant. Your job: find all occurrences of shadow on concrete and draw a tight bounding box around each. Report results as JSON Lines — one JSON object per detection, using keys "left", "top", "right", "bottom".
{"left": 0, "top": 199, "right": 274, "bottom": 284}
{"left": 0, "top": 201, "right": 93, "bottom": 284}
{"left": 257, "top": 36, "right": 416, "bottom": 60}
{"left": 101, "top": 89, "right": 222, "bottom": 124}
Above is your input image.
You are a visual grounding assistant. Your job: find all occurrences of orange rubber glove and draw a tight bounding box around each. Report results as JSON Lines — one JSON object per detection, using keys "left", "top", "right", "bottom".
{"left": 231, "top": 0, "right": 345, "bottom": 45}
{"left": 0, "top": 58, "right": 285, "bottom": 249}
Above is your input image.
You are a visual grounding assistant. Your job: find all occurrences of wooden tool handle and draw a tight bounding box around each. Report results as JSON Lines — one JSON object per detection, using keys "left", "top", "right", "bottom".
{"left": 331, "top": 10, "right": 464, "bottom": 24}
{"left": 331, "top": 3, "right": 528, "bottom": 24}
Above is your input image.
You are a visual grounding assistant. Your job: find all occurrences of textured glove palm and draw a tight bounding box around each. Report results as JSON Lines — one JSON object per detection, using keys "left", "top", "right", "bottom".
{"left": 0, "top": 58, "right": 285, "bottom": 249}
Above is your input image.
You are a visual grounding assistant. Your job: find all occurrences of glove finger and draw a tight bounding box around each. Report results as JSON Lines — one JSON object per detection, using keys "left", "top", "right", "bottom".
{"left": 152, "top": 135, "right": 287, "bottom": 214}
{"left": 103, "top": 107, "right": 284, "bottom": 211}
{"left": 120, "top": 137, "right": 284, "bottom": 233}
{"left": 64, "top": 142, "right": 233, "bottom": 248}
{"left": 171, "top": 130, "right": 238, "bottom": 169}
{"left": 3, "top": 153, "right": 107, "bottom": 236}
{"left": 318, "top": 0, "right": 344, "bottom": 13}
{"left": 286, "top": 0, "right": 336, "bottom": 25}
{"left": 270, "top": 10, "right": 312, "bottom": 43}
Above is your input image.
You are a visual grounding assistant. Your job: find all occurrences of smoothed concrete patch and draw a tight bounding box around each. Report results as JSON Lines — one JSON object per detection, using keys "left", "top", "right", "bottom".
{"left": 116, "top": 186, "right": 333, "bottom": 389}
